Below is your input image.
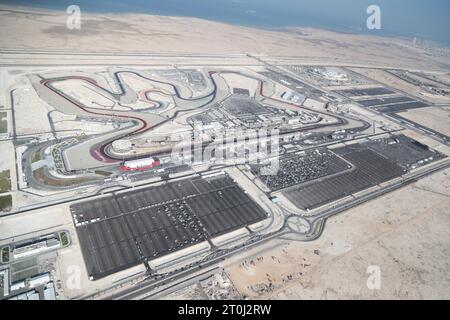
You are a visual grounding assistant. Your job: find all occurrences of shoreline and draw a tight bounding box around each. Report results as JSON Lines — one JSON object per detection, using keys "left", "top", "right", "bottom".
{"left": 0, "top": 3, "right": 448, "bottom": 50}
{"left": 1, "top": 4, "right": 450, "bottom": 71}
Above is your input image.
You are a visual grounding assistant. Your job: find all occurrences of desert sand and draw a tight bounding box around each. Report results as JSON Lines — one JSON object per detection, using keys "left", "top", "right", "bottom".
{"left": 1, "top": 5, "right": 450, "bottom": 71}
{"left": 225, "top": 168, "right": 450, "bottom": 300}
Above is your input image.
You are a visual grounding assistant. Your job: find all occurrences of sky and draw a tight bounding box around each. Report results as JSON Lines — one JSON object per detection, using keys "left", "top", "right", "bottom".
{"left": 1, "top": 0, "right": 449, "bottom": 46}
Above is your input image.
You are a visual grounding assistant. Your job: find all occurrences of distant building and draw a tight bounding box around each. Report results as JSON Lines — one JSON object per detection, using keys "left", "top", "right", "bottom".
{"left": 10, "top": 280, "right": 26, "bottom": 292}
{"left": 13, "top": 236, "right": 61, "bottom": 259}
{"left": 28, "top": 273, "right": 50, "bottom": 288}
{"left": 0, "top": 268, "right": 9, "bottom": 297}
{"left": 8, "top": 289, "right": 39, "bottom": 300}
{"left": 43, "top": 282, "right": 56, "bottom": 300}
{"left": 120, "top": 157, "right": 161, "bottom": 171}
{"left": 233, "top": 88, "right": 250, "bottom": 96}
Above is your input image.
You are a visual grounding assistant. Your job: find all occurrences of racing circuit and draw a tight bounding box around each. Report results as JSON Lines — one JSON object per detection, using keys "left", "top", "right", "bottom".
{"left": 4, "top": 54, "right": 450, "bottom": 301}
{"left": 36, "top": 70, "right": 220, "bottom": 167}
{"left": 32, "top": 69, "right": 360, "bottom": 172}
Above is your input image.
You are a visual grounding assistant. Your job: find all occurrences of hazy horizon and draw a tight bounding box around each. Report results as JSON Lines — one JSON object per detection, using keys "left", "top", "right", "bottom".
{"left": 1, "top": 0, "right": 449, "bottom": 47}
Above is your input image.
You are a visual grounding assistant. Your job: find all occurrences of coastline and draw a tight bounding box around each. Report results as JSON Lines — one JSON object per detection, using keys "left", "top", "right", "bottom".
{"left": 1, "top": 4, "right": 450, "bottom": 71}
{"left": 0, "top": 3, "right": 444, "bottom": 48}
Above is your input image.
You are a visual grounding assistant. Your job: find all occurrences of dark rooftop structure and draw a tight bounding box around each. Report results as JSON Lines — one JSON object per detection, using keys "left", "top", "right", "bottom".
{"left": 335, "top": 87, "right": 396, "bottom": 97}
{"left": 71, "top": 174, "right": 267, "bottom": 280}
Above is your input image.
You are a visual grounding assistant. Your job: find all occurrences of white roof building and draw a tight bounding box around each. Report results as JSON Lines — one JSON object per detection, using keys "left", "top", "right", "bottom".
{"left": 10, "top": 280, "right": 26, "bottom": 292}
{"left": 0, "top": 268, "right": 9, "bottom": 297}
{"left": 28, "top": 273, "right": 50, "bottom": 288}
{"left": 44, "top": 282, "right": 56, "bottom": 300}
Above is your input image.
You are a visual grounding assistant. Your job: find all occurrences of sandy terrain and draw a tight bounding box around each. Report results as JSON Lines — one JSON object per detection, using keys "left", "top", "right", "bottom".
{"left": 398, "top": 107, "right": 450, "bottom": 137}
{"left": 219, "top": 73, "right": 260, "bottom": 97}
{"left": 1, "top": 5, "right": 450, "bottom": 71}
{"left": 0, "top": 141, "right": 13, "bottom": 172}
{"left": 12, "top": 87, "right": 53, "bottom": 135}
{"left": 226, "top": 168, "right": 450, "bottom": 299}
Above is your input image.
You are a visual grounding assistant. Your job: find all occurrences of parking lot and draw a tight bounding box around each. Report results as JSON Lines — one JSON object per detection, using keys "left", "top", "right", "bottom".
{"left": 372, "top": 101, "right": 429, "bottom": 113}
{"left": 356, "top": 96, "right": 414, "bottom": 107}
{"left": 71, "top": 174, "right": 268, "bottom": 279}
{"left": 251, "top": 148, "right": 351, "bottom": 191}
{"left": 283, "top": 143, "right": 407, "bottom": 210}
{"left": 367, "top": 135, "right": 446, "bottom": 169}
{"left": 336, "top": 87, "right": 396, "bottom": 97}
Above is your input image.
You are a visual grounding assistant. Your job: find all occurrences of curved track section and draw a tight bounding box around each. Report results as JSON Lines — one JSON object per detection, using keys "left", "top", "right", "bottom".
{"left": 36, "top": 69, "right": 366, "bottom": 170}
{"left": 38, "top": 70, "right": 219, "bottom": 169}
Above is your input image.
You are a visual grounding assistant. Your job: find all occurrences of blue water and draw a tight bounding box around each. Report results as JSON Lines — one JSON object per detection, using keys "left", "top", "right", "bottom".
{"left": 1, "top": 0, "right": 449, "bottom": 46}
